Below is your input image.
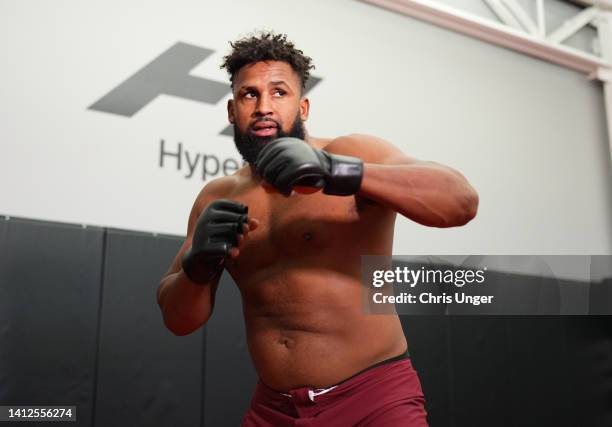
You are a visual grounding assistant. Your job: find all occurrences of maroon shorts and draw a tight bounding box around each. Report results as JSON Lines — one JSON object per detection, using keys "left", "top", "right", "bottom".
{"left": 241, "top": 352, "right": 428, "bottom": 427}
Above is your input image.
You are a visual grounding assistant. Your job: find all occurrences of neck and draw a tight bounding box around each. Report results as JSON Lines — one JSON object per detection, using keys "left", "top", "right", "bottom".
{"left": 248, "top": 162, "right": 258, "bottom": 176}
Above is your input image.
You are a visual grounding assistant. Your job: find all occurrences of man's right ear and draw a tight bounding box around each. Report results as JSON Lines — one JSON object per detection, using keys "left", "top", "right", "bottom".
{"left": 227, "top": 99, "right": 235, "bottom": 124}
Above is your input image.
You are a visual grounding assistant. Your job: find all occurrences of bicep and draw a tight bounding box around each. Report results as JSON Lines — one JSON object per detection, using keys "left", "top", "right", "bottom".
{"left": 328, "top": 134, "right": 421, "bottom": 166}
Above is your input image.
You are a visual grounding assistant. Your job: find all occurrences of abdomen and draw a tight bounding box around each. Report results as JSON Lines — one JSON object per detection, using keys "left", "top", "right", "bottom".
{"left": 240, "top": 268, "right": 407, "bottom": 391}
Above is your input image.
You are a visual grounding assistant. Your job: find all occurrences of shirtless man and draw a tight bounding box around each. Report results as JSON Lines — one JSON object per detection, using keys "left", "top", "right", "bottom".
{"left": 157, "top": 32, "right": 478, "bottom": 426}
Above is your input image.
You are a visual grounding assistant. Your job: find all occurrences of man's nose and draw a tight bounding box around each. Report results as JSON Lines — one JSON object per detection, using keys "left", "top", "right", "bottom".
{"left": 255, "top": 94, "right": 273, "bottom": 116}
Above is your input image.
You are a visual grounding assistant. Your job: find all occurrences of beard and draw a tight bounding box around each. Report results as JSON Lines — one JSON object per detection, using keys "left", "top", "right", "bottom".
{"left": 233, "top": 113, "right": 306, "bottom": 164}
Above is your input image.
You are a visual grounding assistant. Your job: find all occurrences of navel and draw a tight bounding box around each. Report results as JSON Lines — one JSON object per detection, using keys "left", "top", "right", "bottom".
{"left": 278, "top": 336, "right": 295, "bottom": 349}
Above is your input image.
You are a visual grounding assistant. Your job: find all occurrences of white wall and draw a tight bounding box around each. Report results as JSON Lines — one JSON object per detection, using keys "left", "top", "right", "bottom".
{"left": 1, "top": 0, "right": 610, "bottom": 255}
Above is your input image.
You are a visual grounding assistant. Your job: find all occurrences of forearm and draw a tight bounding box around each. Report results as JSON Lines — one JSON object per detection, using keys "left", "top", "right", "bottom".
{"left": 358, "top": 162, "right": 479, "bottom": 227}
{"left": 157, "top": 270, "right": 216, "bottom": 336}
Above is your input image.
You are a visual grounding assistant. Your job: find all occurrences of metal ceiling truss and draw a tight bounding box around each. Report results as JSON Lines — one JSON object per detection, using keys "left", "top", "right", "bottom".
{"left": 359, "top": 0, "right": 612, "bottom": 165}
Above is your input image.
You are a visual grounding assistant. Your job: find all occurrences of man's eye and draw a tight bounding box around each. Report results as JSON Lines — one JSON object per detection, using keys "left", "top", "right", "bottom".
{"left": 245, "top": 92, "right": 257, "bottom": 99}
{"left": 273, "top": 89, "right": 286, "bottom": 97}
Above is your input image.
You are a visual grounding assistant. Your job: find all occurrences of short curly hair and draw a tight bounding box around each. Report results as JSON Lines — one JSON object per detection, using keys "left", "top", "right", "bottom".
{"left": 220, "top": 32, "right": 314, "bottom": 92}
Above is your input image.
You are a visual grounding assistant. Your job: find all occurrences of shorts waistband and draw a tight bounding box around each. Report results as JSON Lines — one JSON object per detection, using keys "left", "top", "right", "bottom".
{"left": 333, "top": 349, "right": 410, "bottom": 386}
{"left": 259, "top": 349, "right": 411, "bottom": 399}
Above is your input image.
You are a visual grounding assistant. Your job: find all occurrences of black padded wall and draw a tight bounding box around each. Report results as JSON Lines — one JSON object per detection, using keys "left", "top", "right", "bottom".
{"left": 400, "top": 317, "right": 453, "bottom": 427}
{"left": 0, "top": 218, "right": 104, "bottom": 427}
{"left": 403, "top": 316, "right": 612, "bottom": 427}
{"left": 1, "top": 216, "right": 611, "bottom": 427}
{"left": 0, "top": 217, "right": 206, "bottom": 427}
{"left": 93, "top": 229, "right": 202, "bottom": 427}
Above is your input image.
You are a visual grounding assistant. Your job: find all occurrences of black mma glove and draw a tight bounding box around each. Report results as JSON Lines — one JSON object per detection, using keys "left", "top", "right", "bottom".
{"left": 181, "top": 199, "right": 248, "bottom": 284}
{"left": 255, "top": 137, "right": 364, "bottom": 197}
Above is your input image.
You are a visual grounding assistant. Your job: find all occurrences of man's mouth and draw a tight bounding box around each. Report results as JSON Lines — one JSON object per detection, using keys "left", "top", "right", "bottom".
{"left": 251, "top": 121, "right": 278, "bottom": 138}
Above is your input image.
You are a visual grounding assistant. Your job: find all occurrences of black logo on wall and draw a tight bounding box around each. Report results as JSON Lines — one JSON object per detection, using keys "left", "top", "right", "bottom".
{"left": 88, "top": 41, "right": 322, "bottom": 137}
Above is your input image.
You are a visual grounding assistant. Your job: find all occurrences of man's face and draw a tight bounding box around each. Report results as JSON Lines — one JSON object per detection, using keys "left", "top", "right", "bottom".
{"left": 227, "top": 61, "right": 310, "bottom": 164}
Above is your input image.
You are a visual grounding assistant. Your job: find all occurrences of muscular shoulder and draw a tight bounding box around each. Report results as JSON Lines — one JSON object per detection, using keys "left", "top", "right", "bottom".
{"left": 323, "top": 134, "right": 416, "bottom": 165}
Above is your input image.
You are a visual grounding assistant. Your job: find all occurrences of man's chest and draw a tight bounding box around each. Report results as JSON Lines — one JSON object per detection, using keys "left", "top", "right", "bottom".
{"left": 234, "top": 187, "right": 361, "bottom": 257}
{"left": 221, "top": 179, "right": 395, "bottom": 291}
